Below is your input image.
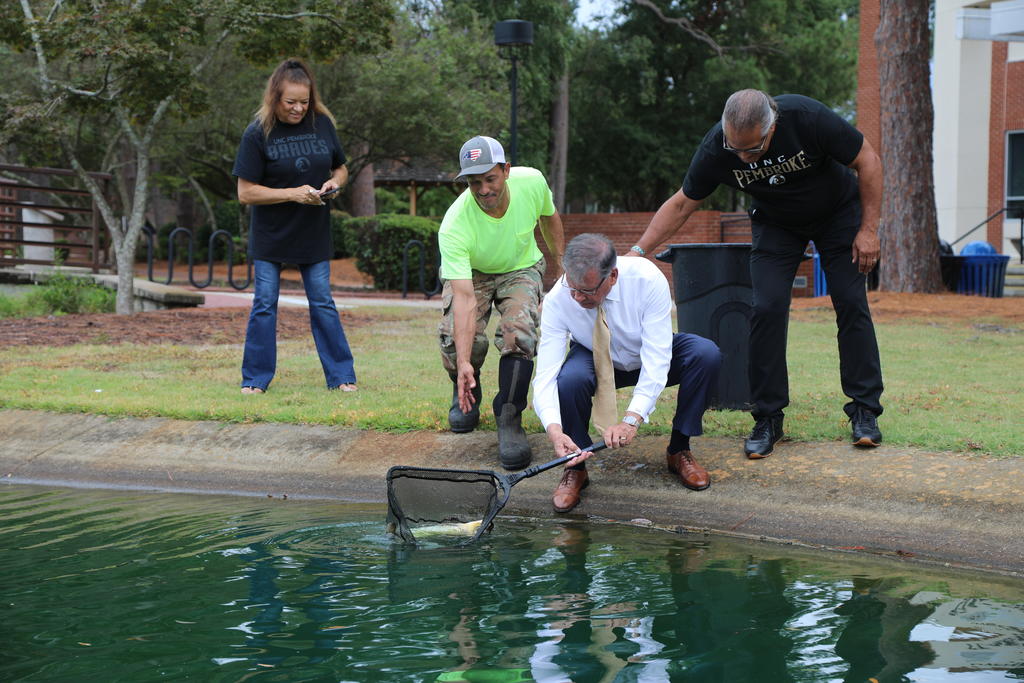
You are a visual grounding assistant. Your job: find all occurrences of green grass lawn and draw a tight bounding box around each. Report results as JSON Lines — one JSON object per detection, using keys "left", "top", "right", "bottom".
{"left": 0, "top": 304, "right": 1020, "bottom": 456}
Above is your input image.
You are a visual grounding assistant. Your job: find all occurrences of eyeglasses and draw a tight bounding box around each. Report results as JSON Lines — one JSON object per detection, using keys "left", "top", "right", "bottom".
{"left": 563, "top": 274, "right": 607, "bottom": 297}
{"left": 723, "top": 129, "right": 771, "bottom": 155}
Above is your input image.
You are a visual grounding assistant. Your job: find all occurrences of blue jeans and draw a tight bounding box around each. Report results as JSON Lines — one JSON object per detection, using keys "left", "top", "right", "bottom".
{"left": 241, "top": 259, "right": 356, "bottom": 391}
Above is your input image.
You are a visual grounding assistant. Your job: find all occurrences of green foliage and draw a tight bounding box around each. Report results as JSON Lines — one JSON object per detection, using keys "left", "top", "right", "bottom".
{"left": 569, "top": 0, "right": 860, "bottom": 210}
{"left": 0, "top": 1, "right": 396, "bottom": 313}
{"left": 319, "top": 8, "right": 507, "bottom": 185}
{"left": 438, "top": 0, "right": 578, "bottom": 171}
{"left": 374, "top": 186, "right": 460, "bottom": 220}
{"left": 0, "top": 274, "right": 116, "bottom": 318}
{"left": 0, "top": 290, "right": 48, "bottom": 318}
{"left": 330, "top": 210, "right": 354, "bottom": 259}
{"left": 346, "top": 213, "right": 440, "bottom": 291}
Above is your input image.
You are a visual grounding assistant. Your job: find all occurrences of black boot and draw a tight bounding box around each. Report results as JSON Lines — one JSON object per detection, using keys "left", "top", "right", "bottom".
{"left": 493, "top": 355, "right": 533, "bottom": 470}
{"left": 448, "top": 371, "right": 481, "bottom": 433}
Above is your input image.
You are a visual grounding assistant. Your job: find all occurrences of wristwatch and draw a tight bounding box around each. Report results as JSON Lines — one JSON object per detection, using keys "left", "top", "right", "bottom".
{"left": 622, "top": 414, "right": 643, "bottom": 428}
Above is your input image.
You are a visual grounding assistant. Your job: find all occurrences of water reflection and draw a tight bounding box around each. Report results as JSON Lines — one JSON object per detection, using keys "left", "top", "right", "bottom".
{"left": 389, "top": 522, "right": 1024, "bottom": 683}
{"left": 2, "top": 486, "right": 1023, "bottom": 683}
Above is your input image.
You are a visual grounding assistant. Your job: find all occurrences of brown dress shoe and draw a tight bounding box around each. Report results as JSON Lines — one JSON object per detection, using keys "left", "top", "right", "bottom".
{"left": 666, "top": 449, "right": 710, "bottom": 491}
{"left": 552, "top": 469, "right": 589, "bottom": 513}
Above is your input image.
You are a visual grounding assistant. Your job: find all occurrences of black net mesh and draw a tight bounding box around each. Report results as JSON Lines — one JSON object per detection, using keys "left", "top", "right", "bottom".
{"left": 386, "top": 466, "right": 508, "bottom": 543}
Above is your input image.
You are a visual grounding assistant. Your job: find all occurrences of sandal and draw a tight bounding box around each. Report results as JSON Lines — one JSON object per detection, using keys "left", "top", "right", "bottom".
{"left": 241, "top": 386, "right": 265, "bottom": 395}
{"left": 329, "top": 384, "right": 358, "bottom": 392}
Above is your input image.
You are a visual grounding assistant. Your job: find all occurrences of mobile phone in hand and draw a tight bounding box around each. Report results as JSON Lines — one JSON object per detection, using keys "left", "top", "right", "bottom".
{"left": 319, "top": 186, "right": 340, "bottom": 199}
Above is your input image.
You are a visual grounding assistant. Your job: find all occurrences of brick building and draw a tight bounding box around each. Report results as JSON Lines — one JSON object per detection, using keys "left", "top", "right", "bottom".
{"left": 859, "top": 0, "right": 1024, "bottom": 258}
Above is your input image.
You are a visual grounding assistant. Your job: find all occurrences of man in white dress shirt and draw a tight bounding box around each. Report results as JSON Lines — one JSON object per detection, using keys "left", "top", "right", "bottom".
{"left": 532, "top": 233, "right": 722, "bottom": 512}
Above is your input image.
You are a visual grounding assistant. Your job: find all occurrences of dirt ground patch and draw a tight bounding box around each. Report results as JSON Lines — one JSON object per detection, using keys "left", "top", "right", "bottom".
{"left": 791, "top": 292, "right": 1024, "bottom": 324}
{"left": 0, "top": 291, "right": 1020, "bottom": 349}
{"left": 0, "top": 308, "right": 374, "bottom": 348}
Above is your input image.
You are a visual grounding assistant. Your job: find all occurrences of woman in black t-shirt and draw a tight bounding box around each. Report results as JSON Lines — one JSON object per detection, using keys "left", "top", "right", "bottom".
{"left": 232, "top": 58, "right": 357, "bottom": 394}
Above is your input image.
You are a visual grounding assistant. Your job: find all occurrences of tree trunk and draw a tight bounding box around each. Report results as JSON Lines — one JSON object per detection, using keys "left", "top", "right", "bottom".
{"left": 114, "top": 219, "right": 136, "bottom": 314}
{"left": 874, "top": 0, "right": 942, "bottom": 292}
{"left": 548, "top": 70, "right": 569, "bottom": 213}
{"left": 349, "top": 141, "right": 376, "bottom": 217}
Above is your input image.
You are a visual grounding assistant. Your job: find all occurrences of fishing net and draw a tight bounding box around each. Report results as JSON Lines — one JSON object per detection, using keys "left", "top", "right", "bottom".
{"left": 385, "top": 441, "right": 606, "bottom": 545}
{"left": 385, "top": 465, "right": 511, "bottom": 543}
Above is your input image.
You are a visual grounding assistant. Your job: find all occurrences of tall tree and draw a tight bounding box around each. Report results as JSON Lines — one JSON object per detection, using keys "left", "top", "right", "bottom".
{"left": 569, "top": 0, "right": 860, "bottom": 211}
{"left": 440, "top": 0, "right": 578, "bottom": 185}
{"left": 319, "top": 8, "right": 508, "bottom": 215}
{"left": 0, "top": 0, "right": 393, "bottom": 313}
{"left": 875, "top": 0, "right": 942, "bottom": 292}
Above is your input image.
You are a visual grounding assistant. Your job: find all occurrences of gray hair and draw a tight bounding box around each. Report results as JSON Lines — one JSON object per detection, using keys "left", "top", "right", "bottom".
{"left": 721, "top": 89, "right": 778, "bottom": 136}
{"left": 563, "top": 233, "right": 616, "bottom": 284}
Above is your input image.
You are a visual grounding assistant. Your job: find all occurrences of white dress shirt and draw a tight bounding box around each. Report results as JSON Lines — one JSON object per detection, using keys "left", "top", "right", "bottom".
{"left": 532, "top": 256, "right": 673, "bottom": 429}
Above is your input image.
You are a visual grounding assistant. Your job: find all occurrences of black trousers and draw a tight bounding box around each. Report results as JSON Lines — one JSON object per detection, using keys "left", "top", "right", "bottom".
{"left": 749, "top": 200, "right": 883, "bottom": 419}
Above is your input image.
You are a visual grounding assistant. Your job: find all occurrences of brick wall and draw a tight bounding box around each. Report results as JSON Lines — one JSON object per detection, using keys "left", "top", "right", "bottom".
{"left": 534, "top": 210, "right": 817, "bottom": 298}
{"left": 988, "top": 44, "right": 1024, "bottom": 250}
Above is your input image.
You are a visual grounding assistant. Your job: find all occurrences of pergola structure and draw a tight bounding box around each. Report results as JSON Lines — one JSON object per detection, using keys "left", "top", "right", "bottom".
{"left": 373, "top": 158, "right": 462, "bottom": 217}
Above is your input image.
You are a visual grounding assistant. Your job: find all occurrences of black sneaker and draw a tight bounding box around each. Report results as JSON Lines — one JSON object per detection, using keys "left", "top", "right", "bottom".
{"left": 744, "top": 415, "right": 784, "bottom": 459}
{"left": 850, "top": 407, "right": 882, "bottom": 447}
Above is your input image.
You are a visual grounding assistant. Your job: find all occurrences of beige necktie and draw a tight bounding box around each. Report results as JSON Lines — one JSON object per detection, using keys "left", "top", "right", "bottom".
{"left": 591, "top": 304, "right": 618, "bottom": 432}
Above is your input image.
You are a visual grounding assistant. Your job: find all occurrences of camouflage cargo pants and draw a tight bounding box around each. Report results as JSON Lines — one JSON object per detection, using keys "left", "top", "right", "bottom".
{"left": 438, "top": 258, "right": 546, "bottom": 375}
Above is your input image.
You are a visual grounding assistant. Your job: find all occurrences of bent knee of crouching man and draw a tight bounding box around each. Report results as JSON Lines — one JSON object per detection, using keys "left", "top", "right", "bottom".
{"left": 498, "top": 322, "right": 539, "bottom": 360}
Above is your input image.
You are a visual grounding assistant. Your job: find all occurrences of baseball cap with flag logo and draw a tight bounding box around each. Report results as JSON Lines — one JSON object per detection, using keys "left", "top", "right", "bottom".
{"left": 457, "top": 135, "right": 507, "bottom": 178}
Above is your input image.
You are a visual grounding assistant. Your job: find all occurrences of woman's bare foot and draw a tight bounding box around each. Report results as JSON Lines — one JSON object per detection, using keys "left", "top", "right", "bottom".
{"left": 241, "top": 386, "right": 265, "bottom": 395}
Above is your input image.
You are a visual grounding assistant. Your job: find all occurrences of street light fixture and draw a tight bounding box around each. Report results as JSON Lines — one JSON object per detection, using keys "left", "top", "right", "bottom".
{"left": 494, "top": 19, "right": 534, "bottom": 166}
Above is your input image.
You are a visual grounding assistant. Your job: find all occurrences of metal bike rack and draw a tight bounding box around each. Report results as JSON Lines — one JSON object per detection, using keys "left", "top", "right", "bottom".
{"left": 401, "top": 239, "right": 442, "bottom": 299}
{"left": 142, "top": 225, "right": 252, "bottom": 290}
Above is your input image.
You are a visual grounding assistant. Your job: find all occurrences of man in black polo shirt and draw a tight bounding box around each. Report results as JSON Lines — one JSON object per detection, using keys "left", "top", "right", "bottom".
{"left": 629, "top": 89, "right": 884, "bottom": 457}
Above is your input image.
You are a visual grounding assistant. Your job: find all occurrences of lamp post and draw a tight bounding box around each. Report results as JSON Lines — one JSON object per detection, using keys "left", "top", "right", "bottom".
{"left": 494, "top": 19, "right": 533, "bottom": 166}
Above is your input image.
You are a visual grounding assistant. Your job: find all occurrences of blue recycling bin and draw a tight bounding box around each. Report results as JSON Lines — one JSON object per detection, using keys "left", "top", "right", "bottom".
{"left": 955, "top": 241, "right": 1010, "bottom": 297}
{"left": 958, "top": 254, "right": 1010, "bottom": 297}
{"left": 656, "top": 243, "right": 751, "bottom": 410}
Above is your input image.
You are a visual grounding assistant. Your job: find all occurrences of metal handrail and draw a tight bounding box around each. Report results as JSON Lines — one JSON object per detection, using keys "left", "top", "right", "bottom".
{"left": 950, "top": 207, "right": 1023, "bottom": 263}
{"left": 401, "top": 239, "right": 442, "bottom": 299}
{"left": 141, "top": 224, "right": 252, "bottom": 290}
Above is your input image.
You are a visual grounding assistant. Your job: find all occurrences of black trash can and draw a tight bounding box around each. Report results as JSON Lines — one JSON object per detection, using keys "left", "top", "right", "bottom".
{"left": 656, "top": 243, "right": 752, "bottom": 410}
{"left": 939, "top": 254, "right": 963, "bottom": 292}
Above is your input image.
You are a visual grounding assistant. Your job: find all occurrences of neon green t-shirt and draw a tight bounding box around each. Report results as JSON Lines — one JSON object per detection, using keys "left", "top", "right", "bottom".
{"left": 438, "top": 167, "right": 555, "bottom": 280}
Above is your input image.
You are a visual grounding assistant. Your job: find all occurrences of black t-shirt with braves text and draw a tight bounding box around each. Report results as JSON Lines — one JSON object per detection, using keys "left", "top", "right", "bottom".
{"left": 682, "top": 94, "right": 863, "bottom": 232}
{"left": 232, "top": 115, "right": 345, "bottom": 263}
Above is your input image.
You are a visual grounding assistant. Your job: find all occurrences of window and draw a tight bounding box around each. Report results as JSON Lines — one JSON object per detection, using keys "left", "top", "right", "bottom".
{"left": 1007, "top": 131, "right": 1024, "bottom": 217}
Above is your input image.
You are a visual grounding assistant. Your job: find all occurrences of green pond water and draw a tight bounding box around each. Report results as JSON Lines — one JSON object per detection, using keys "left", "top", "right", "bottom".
{"left": 2, "top": 485, "right": 1023, "bottom": 683}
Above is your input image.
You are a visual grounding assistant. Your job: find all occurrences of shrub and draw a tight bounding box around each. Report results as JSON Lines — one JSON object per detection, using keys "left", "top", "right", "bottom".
{"left": 346, "top": 213, "right": 440, "bottom": 291}
{"left": 23, "top": 272, "right": 116, "bottom": 315}
{"left": 330, "top": 210, "right": 354, "bottom": 259}
{"left": 0, "top": 292, "right": 48, "bottom": 318}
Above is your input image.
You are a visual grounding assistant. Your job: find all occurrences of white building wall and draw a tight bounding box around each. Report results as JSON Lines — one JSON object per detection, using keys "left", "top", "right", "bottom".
{"left": 933, "top": 0, "right": 993, "bottom": 248}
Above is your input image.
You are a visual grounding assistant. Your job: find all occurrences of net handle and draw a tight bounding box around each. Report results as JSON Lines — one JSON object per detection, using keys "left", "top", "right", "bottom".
{"left": 506, "top": 440, "right": 607, "bottom": 487}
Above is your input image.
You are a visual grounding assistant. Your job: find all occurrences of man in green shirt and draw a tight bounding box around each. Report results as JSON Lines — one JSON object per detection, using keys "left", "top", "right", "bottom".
{"left": 439, "top": 135, "right": 565, "bottom": 469}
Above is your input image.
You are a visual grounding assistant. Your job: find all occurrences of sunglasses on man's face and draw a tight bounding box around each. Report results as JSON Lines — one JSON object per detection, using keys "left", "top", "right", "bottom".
{"left": 723, "top": 130, "right": 770, "bottom": 155}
